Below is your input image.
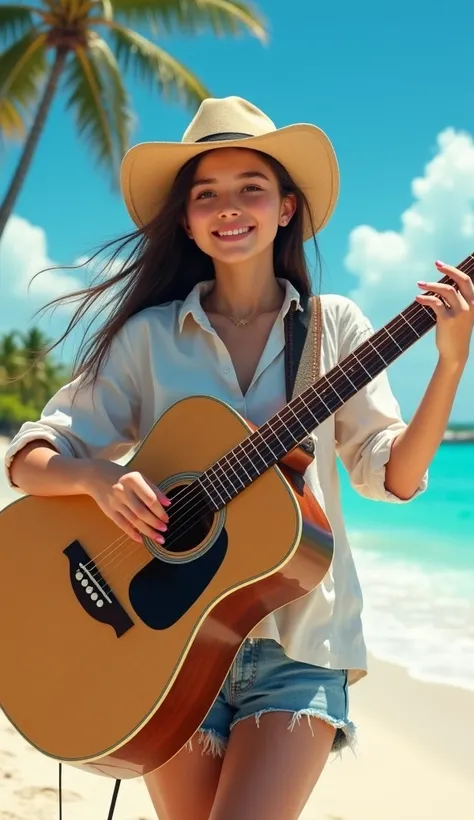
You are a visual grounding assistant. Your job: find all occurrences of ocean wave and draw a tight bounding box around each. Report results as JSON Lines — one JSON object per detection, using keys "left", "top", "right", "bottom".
{"left": 351, "top": 541, "right": 474, "bottom": 692}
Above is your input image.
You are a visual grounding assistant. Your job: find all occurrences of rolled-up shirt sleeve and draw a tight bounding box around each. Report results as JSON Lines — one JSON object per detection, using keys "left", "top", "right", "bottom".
{"left": 4, "top": 324, "right": 140, "bottom": 489}
{"left": 334, "top": 299, "right": 428, "bottom": 503}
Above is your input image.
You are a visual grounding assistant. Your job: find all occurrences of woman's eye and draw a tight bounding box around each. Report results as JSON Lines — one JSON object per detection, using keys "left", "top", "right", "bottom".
{"left": 195, "top": 185, "right": 261, "bottom": 200}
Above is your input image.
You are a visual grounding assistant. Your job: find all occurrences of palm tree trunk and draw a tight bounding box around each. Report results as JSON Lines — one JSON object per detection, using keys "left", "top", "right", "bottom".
{"left": 0, "top": 46, "right": 67, "bottom": 241}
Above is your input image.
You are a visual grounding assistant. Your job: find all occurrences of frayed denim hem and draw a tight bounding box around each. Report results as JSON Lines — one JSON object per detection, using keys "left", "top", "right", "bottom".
{"left": 231, "top": 708, "right": 357, "bottom": 757}
{"left": 186, "top": 710, "right": 357, "bottom": 759}
{"left": 185, "top": 729, "right": 227, "bottom": 758}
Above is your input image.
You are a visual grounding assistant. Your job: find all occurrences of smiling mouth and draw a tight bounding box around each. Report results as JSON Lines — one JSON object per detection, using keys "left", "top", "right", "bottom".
{"left": 212, "top": 226, "right": 255, "bottom": 240}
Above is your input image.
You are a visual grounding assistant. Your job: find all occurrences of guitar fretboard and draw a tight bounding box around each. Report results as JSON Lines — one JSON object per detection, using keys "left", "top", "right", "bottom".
{"left": 169, "top": 254, "right": 474, "bottom": 531}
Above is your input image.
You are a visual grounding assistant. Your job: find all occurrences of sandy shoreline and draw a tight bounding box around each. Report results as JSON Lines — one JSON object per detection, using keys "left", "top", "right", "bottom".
{"left": 1, "top": 440, "right": 473, "bottom": 818}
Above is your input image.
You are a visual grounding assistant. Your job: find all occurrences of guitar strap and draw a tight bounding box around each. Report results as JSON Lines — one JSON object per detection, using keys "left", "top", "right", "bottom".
{"left": 284, "top": 293, "right": 322, "bottom": 456}
{"left": 58, "top": 763, "right": 121, "bottom": 820}
{"left": 56, "top": 291, "right": 322, "bottom": 820}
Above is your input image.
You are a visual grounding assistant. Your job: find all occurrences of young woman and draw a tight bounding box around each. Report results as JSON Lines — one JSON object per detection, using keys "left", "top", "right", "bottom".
{"left": 4, "top": 97, "right": 474, "bottom": 820}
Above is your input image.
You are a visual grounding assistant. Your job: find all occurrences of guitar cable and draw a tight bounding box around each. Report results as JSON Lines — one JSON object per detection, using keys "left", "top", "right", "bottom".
{"left": 58, "top": 763, "right": 122, "bottom": 819}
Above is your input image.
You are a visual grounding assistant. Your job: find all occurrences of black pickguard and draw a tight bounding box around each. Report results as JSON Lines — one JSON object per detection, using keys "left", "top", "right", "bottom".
{"left": 129, "top": 528, "right": 228, "bottom": 630}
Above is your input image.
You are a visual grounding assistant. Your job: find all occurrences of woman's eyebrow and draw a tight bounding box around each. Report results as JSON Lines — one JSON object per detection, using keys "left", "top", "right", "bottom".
{"left": 191, "top": 170, "right": 269, "bottom": 189}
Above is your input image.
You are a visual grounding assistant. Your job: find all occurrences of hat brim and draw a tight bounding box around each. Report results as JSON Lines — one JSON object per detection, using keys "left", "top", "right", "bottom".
{"left": 120, "top": 124, "right": 339, "bottom": 242}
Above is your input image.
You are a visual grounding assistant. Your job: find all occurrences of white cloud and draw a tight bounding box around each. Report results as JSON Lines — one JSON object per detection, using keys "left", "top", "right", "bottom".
{"left": 0, "top": 214, "right": 127, "bottom": 363}
{"left": 0, "top": 214, "right": 82, "bottom": 301}
{"left": 345, "top": 128, "right": 474, "bottom": 421}
{"left": 0, "top": 215, "right": 90, "bottom": 361}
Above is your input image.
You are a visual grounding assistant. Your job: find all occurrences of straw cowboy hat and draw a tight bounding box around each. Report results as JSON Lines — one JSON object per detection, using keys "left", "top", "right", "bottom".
{"left": 120, "top": 96, "right": 339, "bottom": 241}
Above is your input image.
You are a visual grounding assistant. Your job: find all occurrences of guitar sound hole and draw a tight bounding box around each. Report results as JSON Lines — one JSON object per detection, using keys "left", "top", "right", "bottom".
{"left": 165, "top": 483, "right": 215, "bottom": 554}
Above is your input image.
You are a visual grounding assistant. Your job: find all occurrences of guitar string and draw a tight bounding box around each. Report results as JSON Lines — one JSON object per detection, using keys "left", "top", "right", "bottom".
{"left": 150, "top": 266, "right": 474, "bottom": 552}
{"left": 81, "top": 267, "right": 472, "bottom": 584}
{"left": 79, "top": 312, "right": 444, "bottom": 585}
{"left": 81, "top": 277, "right": 465, "bottom": 587}
{"left": 80, "top": 263, "right": 473, "bottom": 583}
{"left": 89, "top": 298, "right": 439, "bottom": 582}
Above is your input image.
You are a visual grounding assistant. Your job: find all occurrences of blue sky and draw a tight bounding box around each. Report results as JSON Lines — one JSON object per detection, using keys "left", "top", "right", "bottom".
{"left": 1, "top": 0, "right": 473, "bottom": 420}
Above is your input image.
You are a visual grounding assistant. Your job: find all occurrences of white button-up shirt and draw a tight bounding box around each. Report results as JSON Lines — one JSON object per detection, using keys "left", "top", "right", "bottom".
{"left": 4, "top": 279, "right": 427, "bottom": 685}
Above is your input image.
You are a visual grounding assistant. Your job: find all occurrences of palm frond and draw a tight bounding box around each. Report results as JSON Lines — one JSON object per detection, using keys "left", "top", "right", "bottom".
{"left": 86, "top": 32, "right": 131, "bottom": 157}
{"left": 0, "top": 5, "right": 35, "bottom": 46}
{"left": 0, "top": 32, "right": 48, "bottom": 122}
{"left": 109, "top": 23, "right": 209, "bottom": 110}
{"left": 0, "top": 98, "right": 25, "bottom": 137}
{"left": 64, "top": 37, "right": 130, "bottom": 182}
{"left": 95, "top": 0, "right": 114, "bottom": 20}
{"left": 106, "top": 0, "right": 267, "bottom": 42}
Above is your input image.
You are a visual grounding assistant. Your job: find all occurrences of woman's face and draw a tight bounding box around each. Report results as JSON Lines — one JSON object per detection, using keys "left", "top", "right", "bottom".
{"left": 185, "top": 148, "right": 296, "bottom": 265}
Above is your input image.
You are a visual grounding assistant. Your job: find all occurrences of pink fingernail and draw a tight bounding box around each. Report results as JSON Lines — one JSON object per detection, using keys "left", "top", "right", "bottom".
{"left": 435, "top": 260, "right": 445, "bottom": 266}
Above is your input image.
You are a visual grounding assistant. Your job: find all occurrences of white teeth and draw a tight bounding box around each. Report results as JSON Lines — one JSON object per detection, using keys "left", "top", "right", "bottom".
{"left": 217, "top": 227, "right": 251, "bottom": 236}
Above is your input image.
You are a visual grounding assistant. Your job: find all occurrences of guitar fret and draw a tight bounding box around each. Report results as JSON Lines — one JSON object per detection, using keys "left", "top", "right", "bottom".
{"left": 366, "top": 337, "right": 389, "bottom": 367}
{"left": 267, "top": 419, "right": 294, "bottom": 448}
{"left": 333, "top": 365, "right": 358, "bottom": 393}
{"left": 227, "top": 446, "right": 257, "bottom": 482}
{"left": 382, "top": 326, "right": 403, "bottom": 351}
{"left": 247, "top": 433, "right": 276, "bottom": 467}
{"left": 326, "top": 377, "right": 345, "bottom": 402}
{"left": 225, "top": 456, "right": 248, "bottom": 489}
{"left": 318, "top": 378, "right": 341, "bottom": 407}
{"left": 249, "top": 439, "right": 269, "bottom": 470}
{"left": 213, "top": 460, "right": 244, "bottom": 493}
{"left": 293, "top": 395, "right": 321, "bottom": 427}
{"left": 262, "top": 432, "right": 287, "bottom": 460}
{"left": 349, "top": 349, "right": 373, "bottom": 380}
{"left": 207, "top": 465, "right": 235, "bottom": 502}
{"left": 417, "top": 302, "right": 433, "bottom": 319}
{"left": 275, "top": 414, "right": 299, "bottom": 443}
{"left": 310, "top": 390, "right": 331, "bottom": 415}
{"left": 197, "top": 475, "right": 221, "bottom": 510}
{"left": 399, "top": 311, "right": 421, "bottom": 338}
{"left": 255, "top": 429, "right": 282, "bottom": 461}
{"left": 220, "top": 455, "right": 248, "bottom": 488}
{"left": 248, "top": 439, "right": 268, "bottom": 475}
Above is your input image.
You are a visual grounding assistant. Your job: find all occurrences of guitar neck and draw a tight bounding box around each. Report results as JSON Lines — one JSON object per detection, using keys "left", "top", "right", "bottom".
{"left": 194, "top": 254, "right": 474, "bottom": 513}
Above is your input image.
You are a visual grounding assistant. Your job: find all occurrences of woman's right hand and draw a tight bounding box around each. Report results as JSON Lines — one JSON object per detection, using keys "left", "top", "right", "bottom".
{"left": 84, "top": 459, "right": 171, "bottom": 544}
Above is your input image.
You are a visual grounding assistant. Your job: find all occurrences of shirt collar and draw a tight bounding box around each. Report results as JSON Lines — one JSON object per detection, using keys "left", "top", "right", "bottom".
{"left": 178, "top": 278, "right": 303, "bottom": 333}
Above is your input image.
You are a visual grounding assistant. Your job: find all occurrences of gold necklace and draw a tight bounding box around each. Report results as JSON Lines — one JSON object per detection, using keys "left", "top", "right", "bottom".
{"left": 225, "top": 310, "right": 266, "bottom": 328}
{"left": 203, "top": 288, "right": 285, "bottom": 328}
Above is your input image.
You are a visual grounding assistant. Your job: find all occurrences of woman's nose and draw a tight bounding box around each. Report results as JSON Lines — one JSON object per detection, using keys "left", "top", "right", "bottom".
{"left": 217, "top": 197, "right": 242, "bottom": 219}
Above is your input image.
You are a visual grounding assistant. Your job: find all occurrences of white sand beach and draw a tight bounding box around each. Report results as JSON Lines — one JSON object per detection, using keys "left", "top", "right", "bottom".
{"left": 0, "top": 437, "right": 473, "bottom": 820}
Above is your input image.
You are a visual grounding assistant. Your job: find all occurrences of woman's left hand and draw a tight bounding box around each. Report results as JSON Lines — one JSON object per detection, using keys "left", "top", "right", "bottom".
{"left": 416, "top": 260, "right": 474, "bottom": 367}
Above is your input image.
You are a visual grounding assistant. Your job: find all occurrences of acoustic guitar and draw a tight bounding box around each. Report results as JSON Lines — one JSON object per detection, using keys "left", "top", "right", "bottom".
{"left": 0, "top": 257, "right": 471, "bottom": 780}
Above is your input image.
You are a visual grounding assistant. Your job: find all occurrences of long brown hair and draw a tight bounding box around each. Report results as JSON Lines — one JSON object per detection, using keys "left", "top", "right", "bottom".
{"left": 38, "top": 149, "right": 321, "bottom": 387}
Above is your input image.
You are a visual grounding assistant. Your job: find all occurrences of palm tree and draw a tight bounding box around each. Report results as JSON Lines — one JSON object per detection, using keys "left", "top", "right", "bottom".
{"left": 0, "top": 330, "right": 24, "bottom": 385}
{"left": 19, "top": 326, "right": 55, "bottom": 405}
{"left": 0, "top": 326, "right": 68, "bottom": 417}
{"left": 0, "top": 0, "right": 266, "bottom": 239}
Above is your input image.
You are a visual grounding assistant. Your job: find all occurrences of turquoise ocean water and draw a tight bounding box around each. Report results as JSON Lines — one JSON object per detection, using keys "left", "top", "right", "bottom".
{"left": 340, "top": 442, "right": 474, "bottom": 691}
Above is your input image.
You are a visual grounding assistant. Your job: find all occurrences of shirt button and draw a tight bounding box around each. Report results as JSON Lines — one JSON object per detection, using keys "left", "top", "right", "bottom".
{"left": 223, "top": 366, "right": 230, "bottom": 373}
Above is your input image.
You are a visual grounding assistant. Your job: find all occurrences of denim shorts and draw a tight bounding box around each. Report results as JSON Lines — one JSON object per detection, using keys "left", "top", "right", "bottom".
{"left": 186, "top": 638, "right": 356, "bottom": 758}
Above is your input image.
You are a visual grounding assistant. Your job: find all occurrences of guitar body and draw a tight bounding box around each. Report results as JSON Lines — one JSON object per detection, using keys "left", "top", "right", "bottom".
{"left": 0, "top": 396, "right": 333, "bottom": 779}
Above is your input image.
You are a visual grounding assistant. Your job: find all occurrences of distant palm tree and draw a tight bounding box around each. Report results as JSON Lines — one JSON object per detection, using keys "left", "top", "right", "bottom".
{"left": 19, "top": 326, "right": 55, "bottom": 405}
{"left": 0, "top": 330, "right": 24, "bottom": 383}
{"left": 0, "top": 0, "right": 266, "bottom": 239}
{"left": 0, "top": 326, "right": 68, "bottom": 423}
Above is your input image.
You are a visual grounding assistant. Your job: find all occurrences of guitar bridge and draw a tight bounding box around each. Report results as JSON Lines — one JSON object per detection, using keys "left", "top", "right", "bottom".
{"left": 63, "top": 540, "right": 134, "bottom": 638}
